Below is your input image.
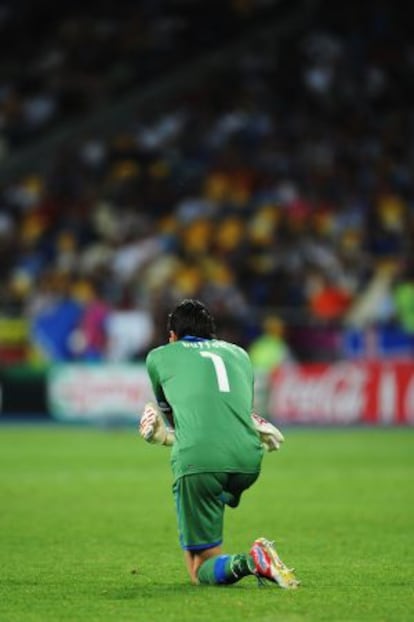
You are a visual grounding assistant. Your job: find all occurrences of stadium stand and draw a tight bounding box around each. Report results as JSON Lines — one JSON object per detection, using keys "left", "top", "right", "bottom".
{"left": 0, "top": 0, "right": 413, "bottom": 365}
{"left": 0, "top": 0, "right": 295, "bottom": 154}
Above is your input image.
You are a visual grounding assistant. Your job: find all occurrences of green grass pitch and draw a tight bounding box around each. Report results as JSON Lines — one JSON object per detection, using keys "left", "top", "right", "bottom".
{"left": 0, "top": 424, "right": 413, "bottom": 622}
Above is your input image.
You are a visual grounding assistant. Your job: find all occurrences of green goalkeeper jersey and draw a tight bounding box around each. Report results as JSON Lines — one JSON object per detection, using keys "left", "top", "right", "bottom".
{"left": 146, "top": 337, "right": 263, "bottom": 481}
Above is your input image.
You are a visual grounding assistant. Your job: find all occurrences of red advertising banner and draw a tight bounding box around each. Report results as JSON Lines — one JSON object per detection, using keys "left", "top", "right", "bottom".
{"left": 268, "top": 361, "right": 414, "bottom": 425}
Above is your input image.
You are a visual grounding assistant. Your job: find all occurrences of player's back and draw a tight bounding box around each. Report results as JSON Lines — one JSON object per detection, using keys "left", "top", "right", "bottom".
{"left": 146, "top": 338, "right": 263, "bottom": 480}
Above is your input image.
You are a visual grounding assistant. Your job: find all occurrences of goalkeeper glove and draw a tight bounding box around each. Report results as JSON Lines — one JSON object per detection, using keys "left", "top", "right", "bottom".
{"left": 139, "top": 402, "right": 175, "bottom": 447}
{"left": 139, "top": 404, "right": 283, "bottom": 452}
{"left": 251, "top": 412, "right": 285, "bottom": 452}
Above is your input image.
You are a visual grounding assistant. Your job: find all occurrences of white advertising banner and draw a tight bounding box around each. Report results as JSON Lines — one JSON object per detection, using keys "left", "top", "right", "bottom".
{"left": 48, "top": 364, "right": 153, "bottom": 421}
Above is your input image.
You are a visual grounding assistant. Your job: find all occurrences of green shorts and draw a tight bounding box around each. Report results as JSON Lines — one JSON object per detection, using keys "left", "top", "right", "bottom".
{"left": 172, "top": 471, "right": 260, "bottom": 551}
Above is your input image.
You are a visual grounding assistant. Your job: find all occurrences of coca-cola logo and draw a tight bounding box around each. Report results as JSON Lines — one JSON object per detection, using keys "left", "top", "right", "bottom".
{"left": 269, "top": 364, "right": 369, "bottom": 423}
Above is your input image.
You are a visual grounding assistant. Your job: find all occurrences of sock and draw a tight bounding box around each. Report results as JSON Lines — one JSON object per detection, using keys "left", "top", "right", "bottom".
{"left": 197, "top": 554, "right": 254, "bottom": 585}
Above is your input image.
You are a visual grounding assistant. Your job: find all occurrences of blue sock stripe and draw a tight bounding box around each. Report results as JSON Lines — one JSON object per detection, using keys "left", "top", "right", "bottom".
{"left": 183, "top": 540, "right": 222, "bottom": 551}
{"left": 214, "top": 555, "right": 231, "bottom": 584}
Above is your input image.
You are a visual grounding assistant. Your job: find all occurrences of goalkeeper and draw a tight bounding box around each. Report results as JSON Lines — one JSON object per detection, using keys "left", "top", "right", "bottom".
{"left": 140, "top": 299, "right": 299, "bottom": 588}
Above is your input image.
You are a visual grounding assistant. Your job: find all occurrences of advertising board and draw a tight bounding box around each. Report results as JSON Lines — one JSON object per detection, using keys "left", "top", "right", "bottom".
{"left": 268, "top": 361, "right": 414, "bottom": 425}
{"left": 48, "top": 364, "right": 153, "bottom": 421}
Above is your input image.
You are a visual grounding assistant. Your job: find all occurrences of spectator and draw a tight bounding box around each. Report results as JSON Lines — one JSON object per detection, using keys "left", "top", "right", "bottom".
{"left": 392, "top": 265, "right": 414, "bottom": 336}
{"left": 70, "top": 279, "right": 111, "bottom": 361}
{"left": 248, "top": 315, "right": 292, "bottom": 373}
{"left": 307, "top": 272, "right": 353, "bottom": 323}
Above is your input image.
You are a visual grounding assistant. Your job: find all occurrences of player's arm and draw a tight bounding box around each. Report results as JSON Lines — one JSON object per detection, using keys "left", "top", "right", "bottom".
{"left": 140, "top": 351, "right": 175, "bottom": 446}
{"left": 146, "top": 351, "right": 174, "bottom": 421}
{"left": 251, "top": 412, "right": 285, "bottom": 452}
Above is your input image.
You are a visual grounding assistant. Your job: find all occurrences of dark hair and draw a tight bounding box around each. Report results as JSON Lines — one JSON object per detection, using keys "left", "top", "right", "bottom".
{"left": 168, "top": 299, "right": 216, "bottom": 339}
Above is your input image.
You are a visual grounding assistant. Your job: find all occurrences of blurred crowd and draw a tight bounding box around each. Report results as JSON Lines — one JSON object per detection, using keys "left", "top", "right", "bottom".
{"left": 0, "top": 0, "right": 278, "bottom": 156}
{"left": 0, "top": 0, "right": 413, "bottom": 366}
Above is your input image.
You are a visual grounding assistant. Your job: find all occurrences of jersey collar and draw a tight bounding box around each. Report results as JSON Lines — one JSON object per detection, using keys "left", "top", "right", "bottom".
{"left": 181, "top": 335, "right": 210, "bottom": 342}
